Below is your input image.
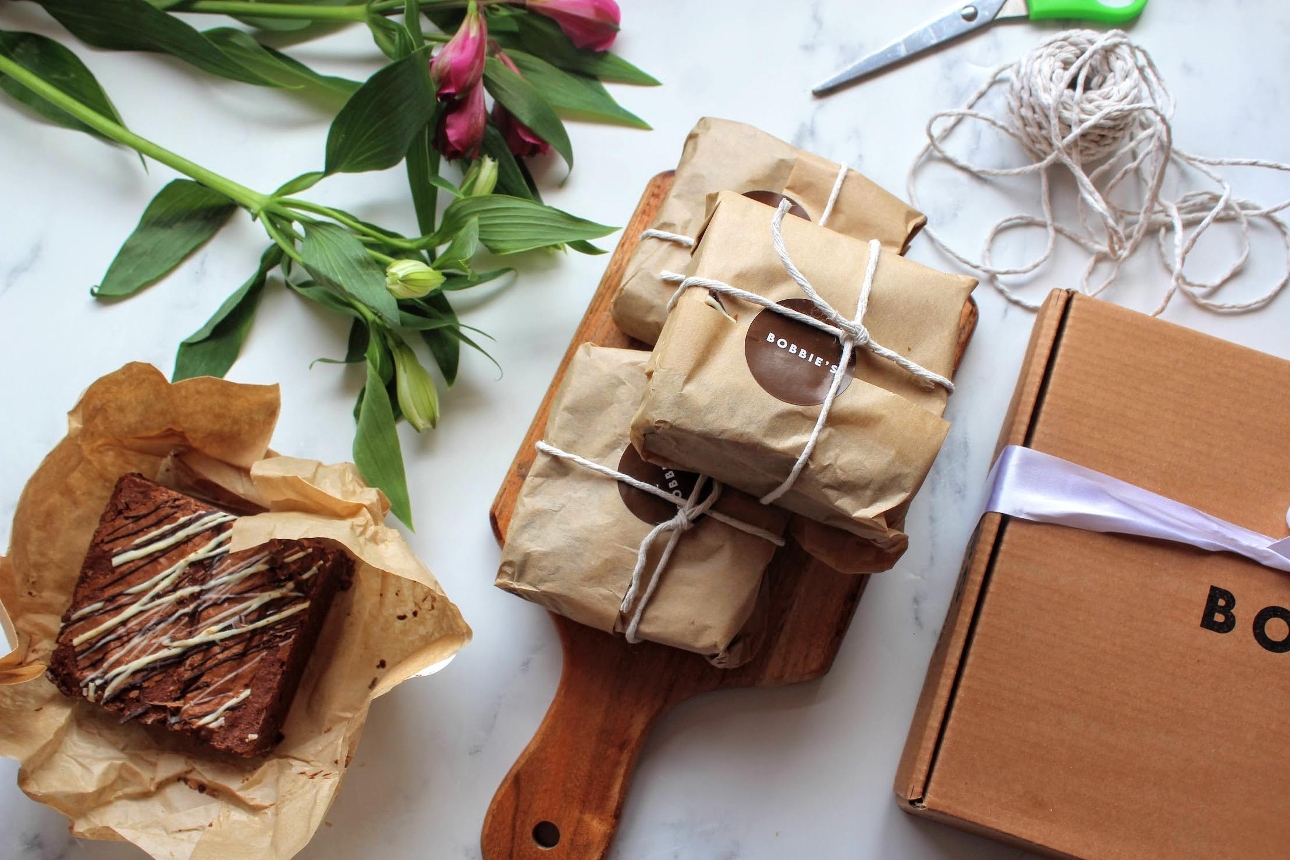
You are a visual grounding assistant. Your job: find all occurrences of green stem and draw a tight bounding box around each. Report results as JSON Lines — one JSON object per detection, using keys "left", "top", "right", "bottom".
{"left": 0, "top": 53, "right": 268, "bottom": 213}
{"left": 277, "top": 198, "right": 422, "bottom": 250}
{"left": 173, "top": 0, "right": 493, "bottom": 19}
{"left": 174, "top": 1, "right": 388, "bottom": 20}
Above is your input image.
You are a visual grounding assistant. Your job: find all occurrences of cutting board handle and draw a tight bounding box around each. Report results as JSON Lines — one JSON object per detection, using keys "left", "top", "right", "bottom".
{"left": 481, "top": 619, "right": 693, "bottom": 860}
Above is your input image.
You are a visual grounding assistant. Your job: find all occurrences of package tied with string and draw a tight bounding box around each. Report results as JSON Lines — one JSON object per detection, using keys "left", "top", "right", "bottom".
{"left": 612, "top": 116, "right": 928, "bottom": 345}
{"left": 495, "top": 344, "right": 790, "bottom": 668}
{"left": 631, "top": 192, "right": 975, "bottom": 551}
{"left": 0, "top": 363, "right": 471, "bottom": 860}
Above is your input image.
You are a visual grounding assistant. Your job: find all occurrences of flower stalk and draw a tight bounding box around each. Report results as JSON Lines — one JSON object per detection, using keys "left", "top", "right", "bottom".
{"left": 0, "top": 52, "right": 269, "bottom": 214}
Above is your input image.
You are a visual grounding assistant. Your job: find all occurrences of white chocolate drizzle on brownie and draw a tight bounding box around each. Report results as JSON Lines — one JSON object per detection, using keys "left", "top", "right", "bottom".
{"left": 65, "top": 500, "right": 318, "bottom": 729}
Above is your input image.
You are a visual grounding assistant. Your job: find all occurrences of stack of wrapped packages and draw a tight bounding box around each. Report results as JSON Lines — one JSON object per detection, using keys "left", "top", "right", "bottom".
{"left": 496, "top": 118, "right": 977, "bottom": 668}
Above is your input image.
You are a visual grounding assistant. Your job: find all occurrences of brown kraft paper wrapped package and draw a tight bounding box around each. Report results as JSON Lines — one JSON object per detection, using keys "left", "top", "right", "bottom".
{"left": 496, "top": 344, "right": 788, "bottom": 667}
{"left": 631, "top": 192, "right": 975, "bottom": 549}
{"left": 611, "top": 117, "right": 926, "bottom": 345}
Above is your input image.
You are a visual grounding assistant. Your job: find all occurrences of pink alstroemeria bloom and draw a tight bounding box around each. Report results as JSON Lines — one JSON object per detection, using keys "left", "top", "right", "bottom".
{"left": 527, "top": 0, "right": 621, "bottom": 52}
{"left": 493, "top": 102, "right": 549, "bottom": 158}
{"left": 437, "top": 81, "right": 487, "bottom": 159}
{"left": 492, "top": 51, "right": 550, "bottom": 157}
{"left": 430, "top": 2, "right": 487, "bottom": 99}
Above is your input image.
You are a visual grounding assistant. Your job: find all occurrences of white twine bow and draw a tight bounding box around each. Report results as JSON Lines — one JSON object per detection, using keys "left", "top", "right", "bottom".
{"left": 535, "top": 441, "right": 785, "bottom": 644}
{"left": 660, "top": 198, "right": 952, "bottom": 506}
{"left": 641, "top": 161, "right": 851, "bottom": 250}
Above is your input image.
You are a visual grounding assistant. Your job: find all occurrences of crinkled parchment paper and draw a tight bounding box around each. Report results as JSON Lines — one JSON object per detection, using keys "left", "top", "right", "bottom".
{"left": 0, "top": 362, "right": 470, "bottom": 860}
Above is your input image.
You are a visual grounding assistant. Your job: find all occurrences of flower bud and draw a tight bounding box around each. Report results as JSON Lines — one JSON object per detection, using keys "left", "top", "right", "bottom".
{"left": 526, "top": 0, "right": 620, "bottom": 52}
{"left": 430, "top": 1, "right": 487, "bottom": 99}
{"left": 436, "top": 80, "right": 487, "bottom": 159}
{"left": 391, "top": 342, "right": 439, "bottom": 432}
{"left": 386, "top": 259, "right": 446, "bottom": 299}
{"left": 461, "top": 155, "right": 499, "bottom": 197}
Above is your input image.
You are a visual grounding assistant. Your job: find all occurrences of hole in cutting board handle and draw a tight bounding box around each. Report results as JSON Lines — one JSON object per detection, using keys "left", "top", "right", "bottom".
{"left": 532, "top": 821, "right": 560, "bottom": 850}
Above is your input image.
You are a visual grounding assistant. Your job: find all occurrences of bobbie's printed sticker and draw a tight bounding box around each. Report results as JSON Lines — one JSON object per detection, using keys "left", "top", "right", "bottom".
{"left": 741, "top": 190, "right": 810, "bottom": 221}
{"left": 744, "top": 298, "right": 855, "bottom": 406}
{"left": 617, "top": 445, "right": 700, "bottom": 525}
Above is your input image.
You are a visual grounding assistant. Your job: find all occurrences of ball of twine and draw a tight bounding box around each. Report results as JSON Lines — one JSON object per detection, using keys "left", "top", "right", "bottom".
{"left": 1007, "top": 31, "right": 1147, "bottom": 163}
{"left": 909, "top": 29, "right": 1290, "bottom": 315}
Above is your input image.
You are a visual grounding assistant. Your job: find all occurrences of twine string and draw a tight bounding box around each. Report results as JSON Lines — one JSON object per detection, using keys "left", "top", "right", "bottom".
{"left": 662, "top": 199, "right": 951, "bottom": 506}
{"left": 640, "top": 161, "right": 851, "bottom": 249}
{"left": 534, "top": 441, "right": 784, "bottom": 644}
{"left": 909, "top": 29, "right": 1290, "bottom": 315}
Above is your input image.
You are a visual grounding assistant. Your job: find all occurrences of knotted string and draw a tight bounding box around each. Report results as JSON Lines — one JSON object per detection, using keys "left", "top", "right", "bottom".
{"left": 661, "top": 199, "right": 952, "bottom": 506}
{"left": 909, "top": 29, "right": 1290, "bottom": 316}
{"left": 641, "top": 161, "right": 851, "bottom": 250}
{"left": 535, "top": 441, "right": 784, "bottom": 644}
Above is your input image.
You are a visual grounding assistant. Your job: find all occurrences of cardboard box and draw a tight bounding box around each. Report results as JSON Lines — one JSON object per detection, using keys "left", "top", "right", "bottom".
{"left": 896, "top": 291, "right": 1290, "bottom": 859}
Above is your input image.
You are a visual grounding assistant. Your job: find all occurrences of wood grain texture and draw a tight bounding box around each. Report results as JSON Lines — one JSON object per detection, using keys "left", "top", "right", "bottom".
{"left": 483, "top": 171, "right": 978, "bottom": 860}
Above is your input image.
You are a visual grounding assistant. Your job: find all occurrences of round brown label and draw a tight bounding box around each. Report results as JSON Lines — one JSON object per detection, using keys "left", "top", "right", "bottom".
{"left": 744, "top": 298, "right": 855, "bottom": 406}
{"left": 616, "top": 445, "right": 700, "bottom": 526}
{"left": 741, "top": 190, "right": 810, "bottom": 221}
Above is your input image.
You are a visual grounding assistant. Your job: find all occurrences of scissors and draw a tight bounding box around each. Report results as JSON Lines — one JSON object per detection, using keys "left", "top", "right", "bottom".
{"left": 812, "top": 0, "right": 1148, "bottom": 95}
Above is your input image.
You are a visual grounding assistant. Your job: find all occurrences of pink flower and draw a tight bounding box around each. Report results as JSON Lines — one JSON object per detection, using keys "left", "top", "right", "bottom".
{"left": 493, "top": 102, "right": 549, "bottom": 158}
{"left": 491, "top": 51, "right": 550, "bottom": 158}
{"left": 430, "top": 2, "right": 487, "bottom": 99}
{"left": 437, "top": 81, "right": 487, "bottom": 159}
{"left": 527, "top": 0, "right": 620, "bottom": 52}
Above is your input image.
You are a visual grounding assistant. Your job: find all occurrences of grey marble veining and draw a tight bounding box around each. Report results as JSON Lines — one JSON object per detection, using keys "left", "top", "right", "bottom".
{"left": 1, "top": 1, "right": 1289, "bottom": 859}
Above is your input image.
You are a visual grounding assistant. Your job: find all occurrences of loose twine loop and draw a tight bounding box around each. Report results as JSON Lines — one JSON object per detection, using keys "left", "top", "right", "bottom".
{"left": 534, "top": 441, "right": 783, "bottom": 644}
{"left": 909, "top": 29, "right": 1290, "bottom": 316}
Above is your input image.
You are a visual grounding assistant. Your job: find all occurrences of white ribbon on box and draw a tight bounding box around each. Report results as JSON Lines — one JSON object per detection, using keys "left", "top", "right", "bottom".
{"left": 985, "top": 445, "right": 1290, "bottom": 571}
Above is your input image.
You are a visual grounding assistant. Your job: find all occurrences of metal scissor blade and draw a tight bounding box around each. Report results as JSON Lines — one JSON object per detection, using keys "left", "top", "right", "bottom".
{"left": 812, "top": 0, "right": 1011, "bottom": 95}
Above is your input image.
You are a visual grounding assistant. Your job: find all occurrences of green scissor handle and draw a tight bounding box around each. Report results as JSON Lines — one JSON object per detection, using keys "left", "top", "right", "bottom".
{"left": 1027, "top": 0, "right": 1148, "bottom": 24}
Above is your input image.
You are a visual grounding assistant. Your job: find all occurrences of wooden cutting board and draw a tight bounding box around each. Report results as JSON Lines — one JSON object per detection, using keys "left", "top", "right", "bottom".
{"left": 483, "top": 171, "right": 978, "bottom": 859}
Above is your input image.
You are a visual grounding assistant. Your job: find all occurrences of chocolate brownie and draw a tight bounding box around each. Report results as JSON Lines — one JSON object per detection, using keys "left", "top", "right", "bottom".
{"left": 47, "top": 474, "right": 351, "bottom": 757}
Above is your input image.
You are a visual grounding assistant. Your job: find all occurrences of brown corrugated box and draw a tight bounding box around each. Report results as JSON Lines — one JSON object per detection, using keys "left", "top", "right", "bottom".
{"left": 896, "top": 290, "right": 1290, "bottom": 859}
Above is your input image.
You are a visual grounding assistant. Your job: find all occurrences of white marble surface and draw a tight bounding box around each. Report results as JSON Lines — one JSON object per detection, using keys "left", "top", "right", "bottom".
{"left": 2, "top": 1, "right": 1289, "bottom": 858}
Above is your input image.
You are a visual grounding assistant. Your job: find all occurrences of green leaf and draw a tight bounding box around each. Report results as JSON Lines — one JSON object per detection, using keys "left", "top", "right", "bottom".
{"left": 481, "top": 123, "right": 539, "bottom": 202}
{"left": 441, "top": 266, "right": 513, "bottom": 291}
{"left": 325, "top": 45, "right": 436, "bottom": 174}
{"left": 274, "top": 170, "right": 326, "bottom": 197}
{"left": 483, "top": 57, "right": 573, "bottom": 168}
{"left": 36, "top": 0, "right": 283, "bottom": 87}
{"left": 495, "top": 13, "right": 659, "bottom": 86}
{"left": 0, "top": 30, "right": 128, "bottom": 142}
{"left": 354, "top": 351, "right": 413, "bottom": 527}
{"left": 506, "top": 50, "right": 649, "bottom": 129}
{"left": 94, "top": 180, "right": 238, "bottom": 298}
{"left": 288, "top": 280, "right": 363, "bottom": 318}
{"left": 397, "top": 310, "right": 459, "bottom": 332}
{"left": 420, "top": 291, "right": 460, "bottom": 385}
{"left": 436, "top": 195, "right": 615, "bottom": 255}
{"left": 367, "top": 9, "right": 416, "bottom": 61}
{"left": 433, "top": 217, "right": 479, "bottom": 271}
{"left": 202, "top": 28, "right": 357, "bottom": 96}
{"left": 567, "top": 239, "right": 607, "bottom": 255}
{"left": 345, "top": 317, "right": 371, "bottom": 362}
{"left": 313, "top": 317, "right": 371, "bottom": 366}
{"left": 299, "top": 222, "right": 401, "bottom": 324}
{"left": 405, "top": 0, "right": 425, "bottom": 47}
{"left": 405, "top": 119, "right": 442, "bottom": 237}
{"left": 173, "top": 246, "right": 281, "bottom": 381}
{"left": 262, "top": 47, "right": 360, "bottom": 96}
